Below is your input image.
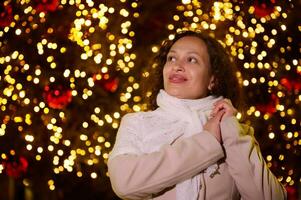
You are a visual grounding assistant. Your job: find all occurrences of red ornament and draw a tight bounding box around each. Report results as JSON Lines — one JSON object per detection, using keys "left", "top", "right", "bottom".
{"left": 103, "top": 77, "right": 119, "bottom": 93}
{"left": 255, "top": 93, "right": 278, "bottom": 114}
{"left": 2, "top": 156, "right": 28, "bottom": 178}
{"left": 253, "top": 0, "right": 276, "bottom": 18}
{"left": 286, "top": 186, "right": 298, "bottom": 200}
{"left": 43, "top": 84, "right": 72, "bottom": 109}
{"left": 33, "top": 0, "right": 60, "bottom": 13}
{"left": 93, "top": 73, "right": 119, "bottom": 93}
{"left": 280, "top": 78, "right": 301, "bottom": 92}
{"left": 0, "top": 3, "right": 13, "bottom": 28}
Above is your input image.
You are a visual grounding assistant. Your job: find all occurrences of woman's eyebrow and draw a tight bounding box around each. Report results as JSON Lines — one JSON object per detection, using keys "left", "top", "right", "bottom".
{"left": 168, "top": 50, "right": 176, "bottom": 54}
{"left": 186, "top": 51, "right": 202, "bottom": 58}
{"left": 169, "top": 49, "right": 201, "bottom": 55}
{"left": 168, "top": 49, "right": 202, "bottom": 59}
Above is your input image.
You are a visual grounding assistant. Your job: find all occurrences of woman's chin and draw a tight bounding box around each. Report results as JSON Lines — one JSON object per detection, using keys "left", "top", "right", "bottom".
{"left": 165, "top": 89, "right": 206, "bottom": 100}
{"left": 165, "top": 89, "right": 188, "bottom": 99}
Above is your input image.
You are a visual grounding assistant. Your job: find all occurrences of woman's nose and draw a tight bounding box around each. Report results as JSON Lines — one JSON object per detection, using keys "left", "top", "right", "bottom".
{"left": 172, "top": 60, "right": 184, "bottom": 71}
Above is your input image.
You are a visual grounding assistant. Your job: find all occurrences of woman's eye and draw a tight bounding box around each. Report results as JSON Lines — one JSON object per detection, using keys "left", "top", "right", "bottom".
{"left": 167, "top": 56, "right": 176, "bottom": 62}
{"left": 188, "top": 57, "right": 197, "bottom": 63}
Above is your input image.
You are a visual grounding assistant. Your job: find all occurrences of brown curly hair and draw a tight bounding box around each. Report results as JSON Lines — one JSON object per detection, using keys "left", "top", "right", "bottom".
{"left": 143, "top": 30, "right": 243, "bottom": 111}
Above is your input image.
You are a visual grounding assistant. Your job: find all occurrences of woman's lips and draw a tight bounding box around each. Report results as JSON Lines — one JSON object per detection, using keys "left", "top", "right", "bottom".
{"left": 169, "top": 74, "right": 187, "bottom": 83}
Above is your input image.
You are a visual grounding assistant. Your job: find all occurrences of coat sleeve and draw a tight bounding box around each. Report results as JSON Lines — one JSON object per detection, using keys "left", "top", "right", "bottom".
{"left": 220, "top": 116, "right": 287, "bottom": 200}
{"left": 108, "top": 114, "right": 224, "bottom": 200}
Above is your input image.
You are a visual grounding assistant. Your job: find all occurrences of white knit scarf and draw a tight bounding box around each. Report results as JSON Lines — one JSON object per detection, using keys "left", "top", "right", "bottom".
{"left": 156, "top": 89, "right": 223, "bottom": 200}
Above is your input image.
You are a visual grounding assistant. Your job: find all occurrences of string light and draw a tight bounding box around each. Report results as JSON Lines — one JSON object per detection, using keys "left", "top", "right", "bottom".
{"left": 0, "top": 0, "right": 143, "bottom": 192}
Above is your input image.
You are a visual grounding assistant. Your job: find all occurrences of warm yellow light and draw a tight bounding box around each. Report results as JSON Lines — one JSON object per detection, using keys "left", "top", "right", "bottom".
{"left": 15, "top": 29, "right": 22, "bottom": 35}
{"left": 97, "top": 136, "right": 105, "bottom": 143}
{"left": 280, "top": 124, "right": 286, "bottom": 130}
{"left": 254, "top": 111, "right": 260, "bottom": 117}
{"left": 49, "top": 185, "right": 55, "bottom": 190}
{"left": 243, "top": 80, "right": 249, "bottom": 86}
{"left": 182, "top": 0, "right": 191, "bottom": 4}
{"left": 91, "top": 172, "right": 97, "bottom": 179}
{"left": 48, "top": 145, "right": 54, "bottom": 151}
{"left": 82, "top": 122, "right": 88, "bottom": 128}
{"left": 104, "top": 142, "right": 111, "bottom": 148}
{"left": 287, "top": 132, "right": 293, "bottom": 139}
{"left": 269, "top": 132, "right": 275, "bottom": 139}
{"left": 36, "top": 155, "right": 41, "bottom": 161}
{"left": 113, "top": 112, "right": 120, "bottom": 118}
{"left": 77, "top": 171, "right": 83, "bottom": 177}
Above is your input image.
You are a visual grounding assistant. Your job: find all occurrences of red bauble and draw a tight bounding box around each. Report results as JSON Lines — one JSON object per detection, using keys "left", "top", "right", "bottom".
{"left": 280, "top": 78, "right": 301, "bottom": 92}
{"left": 286, "top": 186, "right": 298, "bottom": 200}
{"left": 0, "top": 3, "right": 13, "bottom": 28}
{"left": 103, "top": 77, "right": 119, "bottom": 93}
{"left": 93, "top": 73, "right": 119, "bottom": 93}
{"left": 255, "top": 93, "right": 278, "bottom": 114}
{"left": 2, "top": 156, "right": 28, "bottom": 178}
{"left": 33, "top": 0, "right": 60, "bottom": 13}
{"left": 43, "top": 84, "right": 72, "bottom": 109}
{"left": 253, "top": 0, "right": 276, "bottom": 18}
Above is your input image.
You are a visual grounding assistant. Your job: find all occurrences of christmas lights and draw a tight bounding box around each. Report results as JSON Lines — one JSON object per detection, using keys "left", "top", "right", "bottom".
{"left": 0, "top": 0, "right": 300, "bottom": 199}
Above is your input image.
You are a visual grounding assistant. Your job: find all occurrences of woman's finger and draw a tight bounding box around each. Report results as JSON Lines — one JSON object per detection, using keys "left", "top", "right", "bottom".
{"left": 213, "top": 109, "right": 225, "bottom": 122}
{"left": 211, "top": 101, "right": 227, "bottom": 115}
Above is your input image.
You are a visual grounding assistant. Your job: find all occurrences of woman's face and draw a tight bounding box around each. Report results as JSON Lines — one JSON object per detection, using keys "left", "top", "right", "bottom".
{"left": 163, "top": 36, "right": 214, "bottom": 99}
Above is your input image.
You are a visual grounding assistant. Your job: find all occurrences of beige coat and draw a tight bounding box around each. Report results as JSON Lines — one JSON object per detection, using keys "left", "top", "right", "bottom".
{"left": 108, "top": 115, "right": 287, "bottom": 200}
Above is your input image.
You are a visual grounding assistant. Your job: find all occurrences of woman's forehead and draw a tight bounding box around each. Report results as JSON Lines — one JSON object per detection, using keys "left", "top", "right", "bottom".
{"left": 169, "top": 36, "right": 208, "bottom": 56}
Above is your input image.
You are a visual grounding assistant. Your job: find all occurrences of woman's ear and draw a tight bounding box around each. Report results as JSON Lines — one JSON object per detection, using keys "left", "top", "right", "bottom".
{"left": 208, "top": 76, "right": 215, "bottom": 91}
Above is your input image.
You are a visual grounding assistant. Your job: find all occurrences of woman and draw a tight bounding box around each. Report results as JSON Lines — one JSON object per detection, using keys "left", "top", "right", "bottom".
{"left": 108, "top": 31, "right": 287, "bottom": 199}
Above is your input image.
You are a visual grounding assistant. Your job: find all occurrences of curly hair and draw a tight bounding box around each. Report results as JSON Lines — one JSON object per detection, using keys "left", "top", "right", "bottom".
{"left": 143, "top": 30, "right": 243, "bottom": 111}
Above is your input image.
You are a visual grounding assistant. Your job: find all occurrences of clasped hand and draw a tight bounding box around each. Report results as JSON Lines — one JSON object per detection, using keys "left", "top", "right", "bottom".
{"left": 203, "top": 99, "right": 237, "bottom": 143}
